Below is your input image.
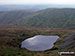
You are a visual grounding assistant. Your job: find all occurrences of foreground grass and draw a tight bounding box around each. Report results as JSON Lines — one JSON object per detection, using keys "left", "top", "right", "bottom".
{"left": 0, "top": 27, "right": 75, "bottom": 56}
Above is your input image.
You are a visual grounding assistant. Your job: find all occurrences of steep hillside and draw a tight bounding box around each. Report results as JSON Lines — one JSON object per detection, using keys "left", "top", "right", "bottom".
{"left": 58, "top": 32, "right": 75, "bottom": 51}
{"left": 0, "top": 10, "right": 34, "bottom": 26}
{"left": 0, "top": 8, "right": 75, "bottom": 29}
{"left": 23, "top": 8, "right": 75, "bottom": 29}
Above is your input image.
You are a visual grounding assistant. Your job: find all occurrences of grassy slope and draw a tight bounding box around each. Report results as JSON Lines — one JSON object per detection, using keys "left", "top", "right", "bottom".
{"left": 0, "top": 10, "right": 34, "bottom": 26}
{"left": 0, "top": 8, "right": 75, "bottom": 29}
{"left": 0, "top": 27, "right": 75, "bottom": 56}
{"left": 23, "top": 8, "right": 75, "bottom": 29}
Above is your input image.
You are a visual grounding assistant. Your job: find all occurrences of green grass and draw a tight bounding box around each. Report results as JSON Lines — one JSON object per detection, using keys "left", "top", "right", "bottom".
{"left": 0, "top": 28, "right": 75, "bottom": 56}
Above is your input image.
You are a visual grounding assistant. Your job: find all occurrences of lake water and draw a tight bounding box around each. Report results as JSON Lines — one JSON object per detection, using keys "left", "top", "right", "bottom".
{"left": 21, "top": 35, "right": 59, "bottom": 51}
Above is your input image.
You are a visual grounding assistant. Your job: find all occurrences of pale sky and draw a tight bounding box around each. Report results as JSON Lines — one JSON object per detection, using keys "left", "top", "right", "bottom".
{"left": 0, "top": 0, "right": 75, "bottom": 5}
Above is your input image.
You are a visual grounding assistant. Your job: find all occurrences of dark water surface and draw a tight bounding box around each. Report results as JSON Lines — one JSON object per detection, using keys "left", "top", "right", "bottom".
{"left": 21, "top": 35, "right": 59, "bottom": 51}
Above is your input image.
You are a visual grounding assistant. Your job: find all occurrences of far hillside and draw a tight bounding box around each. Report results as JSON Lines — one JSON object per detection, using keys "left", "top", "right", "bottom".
{"left": 0, "top": 8, "right": 75, "bottom": 29}
{"left": 23, "top": 8, "right": 75, "bottom": 29}
{"left": 0, "top": 10, "right": 34, "bottom": 25}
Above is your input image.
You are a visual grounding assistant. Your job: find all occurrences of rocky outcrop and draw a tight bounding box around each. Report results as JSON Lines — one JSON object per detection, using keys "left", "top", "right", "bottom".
{"left": 59, "top": 32, "right": 75, "bottom": 49}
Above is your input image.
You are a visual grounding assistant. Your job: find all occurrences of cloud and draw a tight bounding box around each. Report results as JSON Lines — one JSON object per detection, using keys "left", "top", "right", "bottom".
{"left": 0, "top": 0, "right": 75, "bottom": 5}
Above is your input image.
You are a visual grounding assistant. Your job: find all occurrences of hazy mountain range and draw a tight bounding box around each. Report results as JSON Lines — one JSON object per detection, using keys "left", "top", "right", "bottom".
{"left": 0, "top": 4, "right": 75, "bottom": 11}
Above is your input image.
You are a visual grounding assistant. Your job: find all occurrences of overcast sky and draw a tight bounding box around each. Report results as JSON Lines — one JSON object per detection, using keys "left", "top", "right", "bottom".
{"left": 0, "top": 0, "right": 75, "bottom": 5}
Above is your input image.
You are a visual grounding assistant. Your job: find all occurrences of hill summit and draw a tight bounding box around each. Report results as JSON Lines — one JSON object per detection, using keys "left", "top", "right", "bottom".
{"left": 0, "top": 8, "right": 75, "bottom": 29}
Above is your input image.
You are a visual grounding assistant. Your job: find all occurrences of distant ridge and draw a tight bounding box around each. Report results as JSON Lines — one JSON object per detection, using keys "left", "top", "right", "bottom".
{"left": 23, "top": 8, "right": 75, "bottom": 29}
{"left": 0, "top": 4, "right": 75, "bottom": 11}
{"left": 0, "top": 8, "right": 75, "bottom": 29}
